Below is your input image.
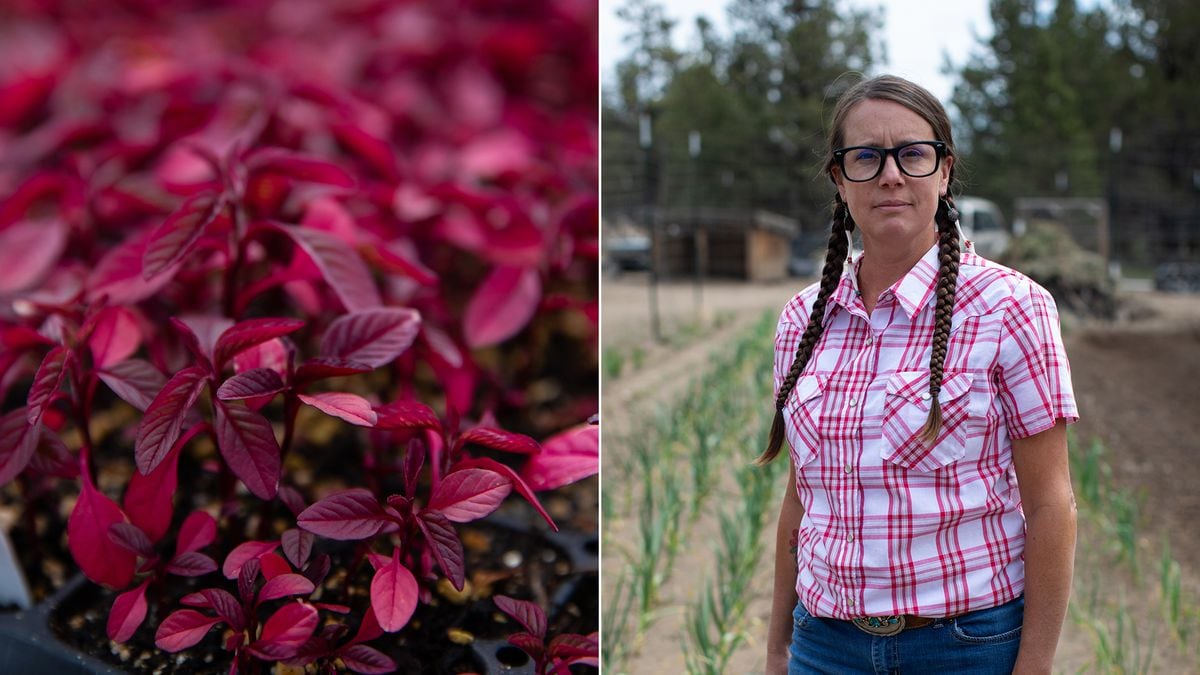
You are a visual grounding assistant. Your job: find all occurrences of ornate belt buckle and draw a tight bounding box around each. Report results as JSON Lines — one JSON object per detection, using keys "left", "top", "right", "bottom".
{"left": 851, "top": 615, "right": 905, "bottom": 636}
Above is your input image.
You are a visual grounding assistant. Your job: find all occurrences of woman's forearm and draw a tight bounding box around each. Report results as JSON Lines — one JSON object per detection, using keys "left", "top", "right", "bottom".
{"left": 1013, "top": 498, "right": 1077, "bottom": 674}
{"left": 766, "top": 463, "right": 803, "bottom": 671}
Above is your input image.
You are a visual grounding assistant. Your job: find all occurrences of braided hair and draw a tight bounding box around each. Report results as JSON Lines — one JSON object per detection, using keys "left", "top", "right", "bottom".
{"left": 757, "top": 75, "right": 961, "bottom": 465}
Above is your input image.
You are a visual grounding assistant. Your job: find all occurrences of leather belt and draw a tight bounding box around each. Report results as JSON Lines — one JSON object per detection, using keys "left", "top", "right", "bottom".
{"left": 850, "top": 614, "right": 938, "bottom": 636}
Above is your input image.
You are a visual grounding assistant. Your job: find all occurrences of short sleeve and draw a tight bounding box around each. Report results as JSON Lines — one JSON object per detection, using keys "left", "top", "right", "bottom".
{"left": 995, "top": 282, "right": 1079, "bottom": 439}
{"left": 774, "top": 289, "right": 814, "bottom": 397}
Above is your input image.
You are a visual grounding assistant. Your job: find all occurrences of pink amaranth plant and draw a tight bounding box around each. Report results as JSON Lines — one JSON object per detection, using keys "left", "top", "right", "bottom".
{"left": 0, "top": 0, "right": 597, "bottom": 672}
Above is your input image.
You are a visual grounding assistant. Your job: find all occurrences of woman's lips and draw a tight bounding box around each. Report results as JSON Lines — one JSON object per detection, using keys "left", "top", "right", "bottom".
{"left": 874, "top": 201, "right": 910, "bottom": 211}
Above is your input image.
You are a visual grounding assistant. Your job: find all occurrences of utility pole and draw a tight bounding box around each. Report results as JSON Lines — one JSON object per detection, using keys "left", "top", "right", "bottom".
{"left": 688, "top": 130, "right": 706, "bottom": 322}
{"left": 641, "top": 109, "right": 662, "bottom": 343}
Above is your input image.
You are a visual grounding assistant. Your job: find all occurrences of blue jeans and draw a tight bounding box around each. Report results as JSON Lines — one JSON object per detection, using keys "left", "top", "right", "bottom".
{"left": 788, "top": 596, "right": 1024, "bottom": 674}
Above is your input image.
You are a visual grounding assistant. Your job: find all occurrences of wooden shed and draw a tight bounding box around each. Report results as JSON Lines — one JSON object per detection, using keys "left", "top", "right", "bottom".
{"left": 650, "top": 207, "right": 799, "bottom": 282}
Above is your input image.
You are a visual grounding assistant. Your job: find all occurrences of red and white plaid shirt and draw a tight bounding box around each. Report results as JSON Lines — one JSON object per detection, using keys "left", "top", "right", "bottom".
{"left": 775, "top": 242, "right": 1077, "bottom": 620}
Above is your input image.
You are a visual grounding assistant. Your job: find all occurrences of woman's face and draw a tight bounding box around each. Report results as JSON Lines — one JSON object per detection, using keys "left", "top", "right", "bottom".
{"left": 832, "top": 98, "right": 952, "bottom": 252}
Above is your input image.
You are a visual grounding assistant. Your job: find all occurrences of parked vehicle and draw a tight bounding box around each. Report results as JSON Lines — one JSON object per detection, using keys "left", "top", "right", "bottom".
{"left": 956, "top": 196, "right": 1011, "bottom": 259}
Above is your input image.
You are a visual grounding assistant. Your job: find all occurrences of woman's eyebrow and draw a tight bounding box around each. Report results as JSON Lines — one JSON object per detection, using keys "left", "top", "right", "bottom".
{"left": 846, "top": 138, "right": 923, "bottom": 148}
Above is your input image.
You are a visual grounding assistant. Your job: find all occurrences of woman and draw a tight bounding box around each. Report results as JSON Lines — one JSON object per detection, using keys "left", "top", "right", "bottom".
{"left": 761, "top": 75, "right": 1078, "bottom": 674}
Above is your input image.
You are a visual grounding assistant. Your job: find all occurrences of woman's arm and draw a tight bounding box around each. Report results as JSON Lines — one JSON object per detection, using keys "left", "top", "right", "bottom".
{"left": 765, "top": 460, "right": 804, "bottom": 674}
{"left": 1010, "top": 419, "right": 1076, "bottom": 675}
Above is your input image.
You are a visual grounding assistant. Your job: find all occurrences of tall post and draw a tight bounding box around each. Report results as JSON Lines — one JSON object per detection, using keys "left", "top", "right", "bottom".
{"left": 641, "top": 110, "right": 662, "bottom": 343}
{"left": 689, "top": 130, "right": 704, "bottom": 322}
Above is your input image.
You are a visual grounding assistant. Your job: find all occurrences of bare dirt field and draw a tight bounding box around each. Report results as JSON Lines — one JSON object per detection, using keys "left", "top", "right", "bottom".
{"left": 601, "top": 271, "right": 1200, "bottom": 674}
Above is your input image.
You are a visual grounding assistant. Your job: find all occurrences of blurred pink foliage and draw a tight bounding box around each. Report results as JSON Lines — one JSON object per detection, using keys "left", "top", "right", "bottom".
{"left": 0, "top": 0, "right": 597, "bottom": 670}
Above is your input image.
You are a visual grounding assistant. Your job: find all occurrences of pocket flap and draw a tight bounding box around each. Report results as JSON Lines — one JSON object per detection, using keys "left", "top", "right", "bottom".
{"left": 785, "top": 373, "right": 828, "bottom": 409}
{"left": 886, "top": 370, "right": 972, "bottom": 407}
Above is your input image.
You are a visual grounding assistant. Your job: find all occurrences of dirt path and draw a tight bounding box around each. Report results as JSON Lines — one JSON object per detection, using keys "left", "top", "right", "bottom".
{"left": 602, "top": 272, "right": 1200, "bottom": 673}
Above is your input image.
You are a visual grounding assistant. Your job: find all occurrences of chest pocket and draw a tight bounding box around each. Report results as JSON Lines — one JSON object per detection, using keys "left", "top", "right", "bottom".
{"left": 881, "top": 370, "right": 973, "bottom": 472}
{"left": 783, "top": 373, "right": 828, "bottom": 469}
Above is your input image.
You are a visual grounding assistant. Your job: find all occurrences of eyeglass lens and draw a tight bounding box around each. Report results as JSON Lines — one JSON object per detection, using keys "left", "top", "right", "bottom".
{"left": 842, "top": 143, "right": 940, "bottom": 181}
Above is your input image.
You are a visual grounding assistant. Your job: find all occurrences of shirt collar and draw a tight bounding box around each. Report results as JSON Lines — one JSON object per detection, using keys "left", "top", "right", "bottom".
{"left": 825, "top": 243, "right": 941, "bottom": 323}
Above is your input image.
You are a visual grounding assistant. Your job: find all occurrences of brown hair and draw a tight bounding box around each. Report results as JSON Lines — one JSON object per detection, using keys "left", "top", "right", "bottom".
{"left": 757, "top": 75, "right": 962, "bottom": 465}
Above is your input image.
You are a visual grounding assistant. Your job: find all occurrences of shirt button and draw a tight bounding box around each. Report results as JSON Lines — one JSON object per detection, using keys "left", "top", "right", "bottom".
{"left": 921, "top": 392, "right": 931, "bottom": 401}
{"left": 865, "top": 335, "right": 873, "bottom": 345}
{"left": 847, "top": 533, "right": 856, "bottom": 542}
{"left": 847, "top": 598, "right": 856, "bottom": 606}
{"left": 843, "top": 463, "right": 853, "bottom": 474}
{"left": 848, "top": 397, "right": 858, "bottom": 407}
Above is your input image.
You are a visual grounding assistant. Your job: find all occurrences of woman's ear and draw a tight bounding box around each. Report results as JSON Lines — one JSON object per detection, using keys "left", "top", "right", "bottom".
{"left": 831, "top": 166, "right": 846, "bottom": 202}
{"left": 939, "top": 155, "right": 954, "bottom": 196}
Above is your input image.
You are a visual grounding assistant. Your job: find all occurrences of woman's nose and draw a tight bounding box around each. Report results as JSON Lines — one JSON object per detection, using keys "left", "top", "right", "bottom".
{"left": 878, "top": 153, "right": 904, "bottom": 184}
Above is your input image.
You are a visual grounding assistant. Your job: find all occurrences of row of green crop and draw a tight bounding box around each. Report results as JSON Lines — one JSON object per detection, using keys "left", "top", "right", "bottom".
{"left": 1068, "top": 435, "right": 1200, "bottom": 672}
{"left": 602, "top": 311, "right": 784, "bottom": 674}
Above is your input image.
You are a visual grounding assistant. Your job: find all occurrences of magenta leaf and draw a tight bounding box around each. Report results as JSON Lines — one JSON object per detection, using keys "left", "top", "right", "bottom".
{"left": 339, "top": 644, "right": 397, "bottom": 674}
{"left": 298, "top": 392, "right": 378, "bottom": 427}
{"left": 248, "top": 602, "right": 319, "bottom": 660}
{"left": 281, "top": 528, "right": 314, "bottom": 569}
{"left": 223, "top": 540, "right": 278, "bottom": 580}
{"left": 374, "top": 399, "right": 441, "bottom": 431}
{"left": 108, "top": 522, "right": 155, "bottom": 558}
{"left": 86, "top": 229, "right": 179, "bottom": 304}
{"left": 330, "top": 119, "right": 398, "bottom": 181}
{"left": 214, "top": 398, "right": 281, "bottom": 499}
{"left": 302, "top": 554, "right": 332, "bottom": 589}
{"left": 278, "top": 486, "right": 308, "bottom": 517}
{"left": 294, "top": 357, "right": 373, "bottom": 383}
{"left": 239, "top": 557, "right": 262, "bottom": 600}
{"left": 426, "top": 468, "right": 511, "bottom": 523}
{"left": 459, "top": 426, "right": 541, "bottom": 455}
{"left": 319, "top": 308, "right": 421, "bottom": 368}
{"left": 0, "top": 408, "right": 40, "bottom": 486}
{"left": 99, "top": 359, "right": 167, "bottom": 412}
{"left": 107, "top": 579, "right": 150, "bottom": 643}
{"left": 370, "top": 551, "right": 419, "bottom": 633}
{"left": 364, "top": 240, "right": 438, "bottom": 286}
{"left": 135, "top": 365, "right": 208, "bottom": 475}
{"left": 233, "top": 337, "right": 288, "bottom": 377}
{"left": 177, "top": 315, "right": 231, "bottom": 366}
{"left": 247, "top": 149, "right": 356, "bottom": 188}
{"left": 456, "top": 457, "right": 557, "bottom": 531}
{"left": 124, "top": 425, "right": 200, "bottom": 542}
{"left": 166, "top": 551, "right": 218, "bottom": 577}
{"left": 88, "top": 306, "right": 141, "bottom": 369}
{"left": 297, "top": 488, "right": 392, "bottom": 540}
{"left": 216, "top": 368, "right": 286, "bottom": 401}
{"left": 276, "top": 224, "right": 381, "bottom": 312}
{"left": 494, "top": 595, "right": 547, "bottom": 639}
{"left": 416, "top": 511, "right": 465, "bottom": 591}
{"left": 68, "top": 475, "right": 136, "bottom": 588}
{"left": 213, "top": 318, "right": 305, "bottom": 370}
{"left": 26, "top": 345, "right": 71, "bottom": 426}
{"left": 180, "top": 588, "right": 244, "bottom": 631}
{"left": 175, "top": 510, "right": 217, "bottom": 555}
{"left": 0, "top": 218, "right": 68, "bottom": 294}
{"left": 521, "top": 424, "right": 599, "bottom": 492}
{"left": 507, "top": 632, "right": 546, "bottom": 663}
{"left": 154, "top": 609, "right": 222, "bottom": 652}
{"left": 402, "top": 442, "right": 424, "bottom": 497}
{"left": 258, "top": 573, "right": 316, "bottom": 602}
{"left": 142, "top": 193, "right": 225, "bottom": 278}
{"left": 463, "top": 265, "right": 541, "bottom": 348}
{"left": 28, "top": 425, "right": 75, "bottom": 478}
{"left": 548, "top": 633, "right": 600, "bottom": 664}
{"left": 259, "top": 552, "right": 292, "bottom": 580}
{"left": 351, "top": 602, "right": 384, "bottom": 645}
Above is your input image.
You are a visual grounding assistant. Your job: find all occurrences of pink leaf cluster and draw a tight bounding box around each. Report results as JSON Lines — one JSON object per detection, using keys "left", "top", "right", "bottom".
{"left": 0, "top": 0, "right": 597, "bottom": 670}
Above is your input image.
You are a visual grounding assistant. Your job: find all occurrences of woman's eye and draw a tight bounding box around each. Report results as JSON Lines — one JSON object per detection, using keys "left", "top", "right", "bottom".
{"left": 900, "top": 146, "right": 926, "bottom": 159}
{"left": 853, "top": 149, "right": 880, "bottom": 162}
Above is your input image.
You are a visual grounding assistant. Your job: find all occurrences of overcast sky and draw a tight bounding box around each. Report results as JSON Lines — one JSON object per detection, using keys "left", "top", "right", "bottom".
{"left": 599, "top": 0, "right": 995, "bottom": 103}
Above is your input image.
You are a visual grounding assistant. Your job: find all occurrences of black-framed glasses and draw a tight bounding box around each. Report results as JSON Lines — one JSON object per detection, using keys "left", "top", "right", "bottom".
{"left": 833, "top": 141, "right": 948, "bottom": 182}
